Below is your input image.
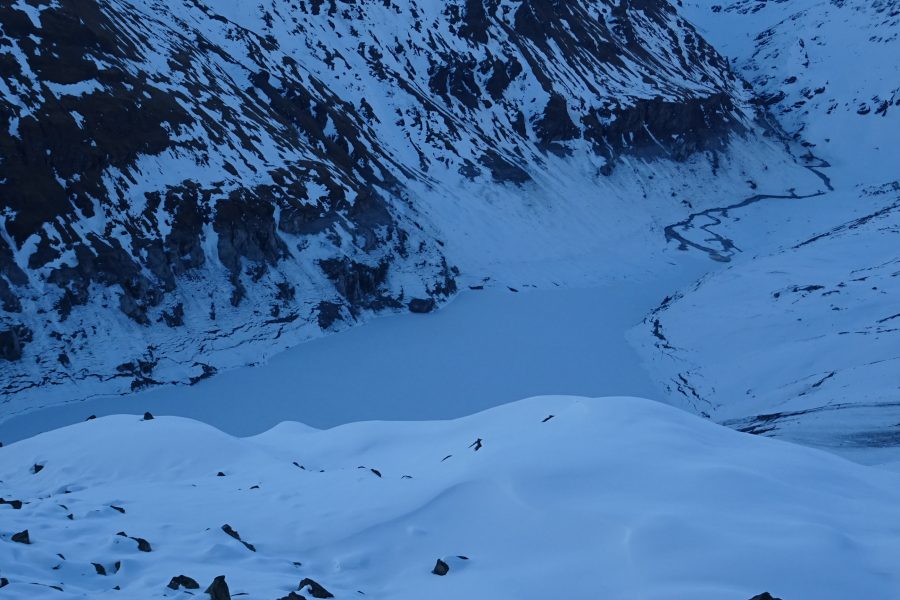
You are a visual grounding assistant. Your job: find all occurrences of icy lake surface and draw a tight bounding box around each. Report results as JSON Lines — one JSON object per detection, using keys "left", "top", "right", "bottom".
{"left": 0, "top": 269, "right": 703, "bottom": 443}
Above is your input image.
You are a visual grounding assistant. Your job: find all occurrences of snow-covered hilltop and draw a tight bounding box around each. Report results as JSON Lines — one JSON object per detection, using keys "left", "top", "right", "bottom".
{"left": 3, "top": 396, "right": 899, "bottom": 599}
{"left": 0, "top": 0, "right": 785, "bottom": 411}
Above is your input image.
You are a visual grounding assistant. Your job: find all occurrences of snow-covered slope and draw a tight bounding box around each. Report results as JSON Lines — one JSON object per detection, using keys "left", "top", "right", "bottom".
{"left": 633, "top": 179, "right": 900, "bottom": 464}
{"left": 0, "top": 0, "right": 797, "bottom": 412}
{"left": 679, "top": 0, "right": 900, "bottom": 184}
{"left": 627, "top": 0, "right": 900, "bottom": 460}
{"left": 3, "top": 396, "right": 900, "bottom": 599}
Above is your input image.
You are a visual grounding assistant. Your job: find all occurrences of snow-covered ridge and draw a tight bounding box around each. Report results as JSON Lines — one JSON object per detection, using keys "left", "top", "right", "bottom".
{"left": 2, "top": 395, "right": 899, "bottom": 599}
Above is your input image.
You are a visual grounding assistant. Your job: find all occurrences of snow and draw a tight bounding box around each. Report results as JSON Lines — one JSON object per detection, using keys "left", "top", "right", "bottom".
{"left": 2, "top": 395, "right": 899, "bottom": 599}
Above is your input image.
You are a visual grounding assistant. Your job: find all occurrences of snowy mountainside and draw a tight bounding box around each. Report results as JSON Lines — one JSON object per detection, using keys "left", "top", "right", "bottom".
{"left": 2, "top": 396, "right": 900, "bottom": 599}
{"left": 632, "top": 180, "right": 900, "bottom": 464}
{"left": 679, "top": 0, "right": 900, "bottom": 183}
{"left": 0, "top": 0, "right": 784, "bottom": 412}
{"left": 630, "top": 1, "right": 900, "bottom": 460}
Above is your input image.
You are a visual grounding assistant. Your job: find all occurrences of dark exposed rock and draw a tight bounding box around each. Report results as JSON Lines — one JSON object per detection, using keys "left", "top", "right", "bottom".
{"left": 92, "top": 563, "right": 107, "bottom": 576}
{"left": 132, "top": 537, "right": 152, "bottom": 552}
{"left": 408, "top": 298, "right": 436, "bottom": 314}
{"left": 205, "top": 575, "right": 231, "bottom": 600}
{"left": 221, "top": 524, "right": 256, "bottom": 552}
{"left": 11, "top": 529, "right": 30, "bottom": 544}
{"left": 278, "top": 593, "right": 307, "bottom": 600}
{"left": 0, "top": 498, "right": 23, "bottom": 510}
{"left": 0, "top": 577, "right": 7, "bottom": 588}
{"left": 297, "top": 578, "right": 333, "bottom": 598}
{"left": 319, "top": 258, "right": 395, "bottom": 313}
{"left": 110, "top": 505, "right": 125, "bottom": 513}
{"left": 167, "top": 575, "right": 200, "bottom": 590}
{"left": 534, "top": 92, "right": 580, "bottom": 152}
{"left": 142, "top": 412, "right": 154, "bottom": 421}
{"left": 316, "top": 301, "right": 343, "bottom": 329}
{"left": 432, "top": 559, "right": 450, "bottom": 576}
{"left": 0, "top": 327, "right": 28, "bottom": 361}
{"left": 749, "top": 594, "right": 782, "bottom": 600}
{"left": 32, "top": 463, "right": 44, "bottom": 474}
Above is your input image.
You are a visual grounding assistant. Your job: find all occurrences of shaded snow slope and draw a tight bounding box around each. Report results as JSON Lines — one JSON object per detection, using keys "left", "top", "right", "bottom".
{"left": 3, "top": 396, "right": 900, "bottom": 599}
{"left": 680, "top": 0, "right": 900, "bottom": 185}
{"left": 630, "top": 0, "right": 900, "bottom": 460}
{"left": 632, "top": 179, "right": 900, "bottom": 465}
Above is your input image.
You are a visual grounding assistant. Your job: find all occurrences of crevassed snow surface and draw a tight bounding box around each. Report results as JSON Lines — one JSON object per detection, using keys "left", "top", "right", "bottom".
{"left": 2, "top": 396, "right": 899, "bottom": 599}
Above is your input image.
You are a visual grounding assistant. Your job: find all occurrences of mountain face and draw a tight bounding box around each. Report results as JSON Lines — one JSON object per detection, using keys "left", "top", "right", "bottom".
{"left": 0, "top": 0, "right": 759, "bottom": 407}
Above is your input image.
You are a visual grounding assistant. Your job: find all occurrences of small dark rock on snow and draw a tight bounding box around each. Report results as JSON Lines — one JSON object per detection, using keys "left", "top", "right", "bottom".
{"left": 205, "top": 575, "right": 231, "bottom": 600}
{"left": 142, "top": 412, "right": 154, "bottom": 421}
{"left": 432, "top": 559, "right": 450, "bottom": 576}
{"left": 32, "top": 463, "right": 44, "bottom": 474}
{"left": 749, "top": 594, "right": 782, "bottom": 600}
{"left": 167, "top": 575, "right": 200, "bottom": 590}
{"left": 298, "top": 578, "right": 334, "bottom": 598}
{"left": 11, "top": 529, "right": 30, "bottom": 544}
{"left": 133, "top": 536, "right": 152, "bottom": 552}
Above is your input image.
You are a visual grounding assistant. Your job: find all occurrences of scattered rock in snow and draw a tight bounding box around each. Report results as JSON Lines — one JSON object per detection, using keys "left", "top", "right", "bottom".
{"left": 110, "top": 505, "right": 125, "bottom": 513}
{"left": 469, "top": 438, "right": 483, "bottom": 451}
{"left": 133, "top": 536, "right": 152, "bottom": 552}
{"left": 370, "top": 468, "right": 382, "bottom": 478}
{"left": 85, "top": 415, "right": 97, "bottom": 421}
{"left": 168, "top": 575, "right": 200, "bottom": 590}
{"left": 542, "top": 415, "right": 555, "bottom": 422}
{"left": 298, "top": 578, "right": 334, "bottom": 598}
{"left": 432, "top": 559, "right": 450, "bottom": 576}
{"left": 749, "top": 594, "right": 782, "bottom": 600}
{"left": 217, "top": 471, "right": 226, "bottom": 477}
{"left": 205, "top": 575, "right": 231, "bottom": 600}
{"left": 277, "top": 593, "right": 307, "bottom": 600}
{"left": 408, "top": 298, "right": 436, "bottom": 313}
{"left": 142, "top": 412, "right": 154, "bottom": 421}
{"left": 11, "top": 529, "right": 30, "bottom": 544}
{"left": 0, "top": 498, "right": 23, "bottom": 509}
{"left": 0, "top": 577, "right": 8, "bottom": 588}
{"left": 92, "top": 563, "right": 107, "bottom": 576}
{"left": 32, "top": 463, "right": 44, "bottom": 474}
{"left": 222, "top": 524, "right": 256, "bottom": 552}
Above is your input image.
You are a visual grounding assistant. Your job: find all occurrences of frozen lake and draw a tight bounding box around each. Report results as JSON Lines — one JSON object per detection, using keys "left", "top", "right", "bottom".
{"left": 0, "top": 267, "right": 704, "bottom": 444}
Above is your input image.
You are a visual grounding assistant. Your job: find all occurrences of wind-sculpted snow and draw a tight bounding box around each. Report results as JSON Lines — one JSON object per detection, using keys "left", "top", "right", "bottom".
{"left": 0, "top": 0, "right": 766, "bottom": 408}
{"left": 2, "top": 396, "right": 899, "bottom": 598}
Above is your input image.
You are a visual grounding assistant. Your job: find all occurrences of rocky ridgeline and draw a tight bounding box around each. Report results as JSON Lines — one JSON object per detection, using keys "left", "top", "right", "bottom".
{"left": 0, "top": 0, "right": 755, "bottom": 401}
